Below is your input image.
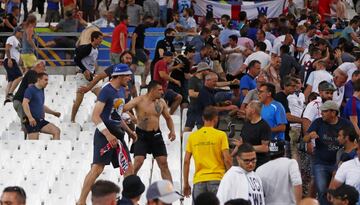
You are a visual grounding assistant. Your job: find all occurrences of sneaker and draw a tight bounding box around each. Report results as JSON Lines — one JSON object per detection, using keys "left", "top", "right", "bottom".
{"left": 227, "top": 122, "right": 235, "bottom": 138}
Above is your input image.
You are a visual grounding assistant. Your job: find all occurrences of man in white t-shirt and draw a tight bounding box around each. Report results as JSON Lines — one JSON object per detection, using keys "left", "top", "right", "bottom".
{"left": 238, "top": 42, "right": 270, "bottom": 75}
{"left": 332, "top": 140, "right": 360, "bottom": 204}
{"left": 304, "top": 60, "right": 333, "bottom": 99}
{"left": 256, "top": 29, "right": 272, "bottom": 53}
{"left": 3, "top": 27, "right": 24, "bottom": 104}
{"left": 296, "top": 25, "right": 316, "bottom": 57}
{"left": 224, "top": 35, "right": 245, "bottom": 76}
{"left": 217, "top": 143, "right": 265, "bottom": 205}
{"left": 338, "top": 57, "right": 360, "bottom": 82}
{"left": 257, "top": 140, "right": 302, "bottom": 205}
{"left": 272, "top": 34, "right": 295, "bottom": 57}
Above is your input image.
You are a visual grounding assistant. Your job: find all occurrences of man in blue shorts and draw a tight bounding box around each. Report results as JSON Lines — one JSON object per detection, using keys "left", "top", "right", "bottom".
{"left": 22, "top": 72, "right": 61, "bottom": 140}
{"left": 77, "top": 64, "right": 137, "bottom": 205}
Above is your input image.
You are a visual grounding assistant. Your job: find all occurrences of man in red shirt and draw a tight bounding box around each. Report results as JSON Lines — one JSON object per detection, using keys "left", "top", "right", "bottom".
{"left": 110, "top": 14, "right": 128, "bottom": 64}
{"left": 153, "top": 51, "right": 182, "bottom": 114}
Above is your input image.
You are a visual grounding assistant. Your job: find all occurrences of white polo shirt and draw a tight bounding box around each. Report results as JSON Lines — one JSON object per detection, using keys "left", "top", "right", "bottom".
{"left": 335, "top": 157, "right": 360, "bottom": 194}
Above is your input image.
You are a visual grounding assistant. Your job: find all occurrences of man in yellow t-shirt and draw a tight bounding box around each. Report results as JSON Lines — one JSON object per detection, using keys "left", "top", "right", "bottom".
{"left": 183, "top": 106, "right": 232, "bottom": 203}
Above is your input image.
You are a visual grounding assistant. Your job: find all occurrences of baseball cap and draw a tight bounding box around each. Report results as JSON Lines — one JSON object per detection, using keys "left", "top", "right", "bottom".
{"left": 112, "top": 64, "right": 132, "bottom": 76}
{"left": 122, "top": 175, "right": 145, "bottom": 199}
{"left": 163, "top": 51, "right": 173, "bottom": 57}
{"left": 320, "top": 100, "right": 339, "bottom": 112}
{"left": 318, "top": 81, "right": 336, "bottom": 92}
{"left": 185, "top": 45, "right": 196, "bottom": 53}
{"left": 328, "top": 184, "right": 359, "bottom": 204}
{"left": 269, "top": 140, "right": 285, "bottom": 156}
{"left": 196, "top": 62, "right": 211, "bottom": 73}
{"left": 146, "top": 180, "right": 183, "bottom": 204}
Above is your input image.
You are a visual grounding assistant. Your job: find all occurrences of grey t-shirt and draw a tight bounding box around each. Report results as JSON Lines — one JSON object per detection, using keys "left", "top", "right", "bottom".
{"left": 127, "top": 4, "right": 143, "bottom": 27}
{"left": 56, "top": 18, "right": 79, "bottom": 32}
{"left": 242, "top": 88, "right": 259, "bottom": 105}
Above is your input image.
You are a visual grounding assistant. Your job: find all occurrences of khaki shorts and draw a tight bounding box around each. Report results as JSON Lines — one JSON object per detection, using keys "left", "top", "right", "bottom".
{"left": 76, "top": 73, "right": 101, "bottom": 91}
{"left": 21, "top": 53, "right": 37, "bottom": 68}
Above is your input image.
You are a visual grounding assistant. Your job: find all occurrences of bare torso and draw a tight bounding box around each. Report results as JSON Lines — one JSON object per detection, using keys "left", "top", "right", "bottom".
{"left": 134, "top": 95, "right": 165, "bottom": 131}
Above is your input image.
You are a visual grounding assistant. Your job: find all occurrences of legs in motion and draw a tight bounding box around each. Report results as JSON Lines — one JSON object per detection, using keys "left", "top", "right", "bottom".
{"left": 155, "top": 156, "right": 172, "bottom": 182}
{"left": 71, "top": 92, "right": 84, "bottom": 123}
{"left": 169, "top": 94, "right": 182, "bottom": 115}
{"left": 40, "top": 123, "right": 61, "bottom": 140}
{"left": 133, "top": 156, "right": 145, "bottom": 174}
{"left": 77, "top": 163, "right": 105, "bottom": 205}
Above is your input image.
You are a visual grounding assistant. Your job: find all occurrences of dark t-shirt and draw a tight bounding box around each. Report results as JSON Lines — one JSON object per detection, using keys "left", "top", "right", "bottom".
{"left": 307, "top": 117, "right": 353, "bottom": 165}
{"left": 24, "top": 85, "right": 45, "bottom": 120}
{"left": 170, "top": 55, "right": 190, "bottom": 83}
{"left": 0, "top": 13, "right": 17, "bottom": 33}
{"left": 13, "top": 70, "right": 38, "bottom": 102}
{"left": 188, "top": 76, "right": 203, "bottom": 107}
{"left": 241, "top": 119, "right": 271, "bottom": 167}
{"left": 153, "top": 39, "right": 175, "bottom": 64}
{"left": 98, "top": 83, "right": 126, "bottom": 125}
{"left": 133, "top": 24, "right": 146, "bottom": 49}
{"left": 197, "top": 86, "right": 216, "bottom": 116}
{"left": 275, "top": 91, "right": 290, "bottom": 141}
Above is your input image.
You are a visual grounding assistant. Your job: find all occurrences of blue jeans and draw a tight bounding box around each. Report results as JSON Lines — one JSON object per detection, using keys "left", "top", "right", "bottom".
{"left": 193, "top": 181, "right": 220, "bottom": 204}
{"left": 313, "top": 164, "right": 336, "bottom": 205}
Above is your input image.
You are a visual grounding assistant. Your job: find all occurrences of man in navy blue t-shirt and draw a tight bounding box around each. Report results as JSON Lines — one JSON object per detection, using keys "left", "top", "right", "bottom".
{"left": 22, "top": 72, "right": 61, "bottom": 140}
{"left": 78, "top": 64, "right": 137, "bottom": 205}
{"left": 304, "top": 100, "right": 353, "bottom": 205}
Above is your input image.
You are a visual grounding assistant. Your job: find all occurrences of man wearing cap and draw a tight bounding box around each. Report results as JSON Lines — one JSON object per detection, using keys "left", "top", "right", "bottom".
{"left": 167, "top": 45, "right": 195, "bottom": 108}
{"left": 256, "top": 140, "right": 303, "bottom": 205}
{"left": 153, "top": 51, "right": 183, "bottom": 115}
{"left": 304, "top": 100, "right": 353, "bottom": 205}
{"left": 77, "top": 64, "right": 136, "bottom": 205}
{"left": 217, "top": 143, "right": 265, "bottom": 205}
{"left": 183, "top": 106, "right": 232, "bottom": 201}
{"left": 71, "top": 31, "right": 103, "bottom": 123}
{"left": 3, "top": 26, "right": 23, "bottom": 104}
{"left": 331, "top": 140, "right": 360, "bottom": 205}
{"left": 118, "top": 175, "right": 145, "bottom": 205}
{"left": 328, "top": 184, "right": 360, "bottom": 205}
{"left": 146, "top": 180, "right": 183, "bottom": 205}
{"left": 123, "top": 81, "right": 176, "bottom": 182}
{"left": 184, "top": 62, "right": 211, "bottom": 131}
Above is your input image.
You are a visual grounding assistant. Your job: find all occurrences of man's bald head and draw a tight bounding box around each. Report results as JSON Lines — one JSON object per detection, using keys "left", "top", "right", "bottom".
{"left": 299, "top": 198, "right": 320, "bottom": 205}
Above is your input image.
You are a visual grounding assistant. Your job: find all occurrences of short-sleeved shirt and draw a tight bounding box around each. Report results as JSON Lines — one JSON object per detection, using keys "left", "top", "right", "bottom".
{"left": 111, "top": 22, "right": 127, "bottom": 54}
{"left": 153, "top": 60, "right": 169, "bottom": 91}
{"left": 4, "top": 36, "right": 21, "bottom": 63}
{"left": 153, "top": 39, "right": 175, "bottom": 65}
{"left": 306, "top": 70, "right": 333, "bottom": 93}
{"left": 197, "top": 86, "right": 216, "bottom": 117}
{"left": 239, "top": 74, "right": 256, "bottom": 103}
{"left": 133, "top": 24, "right": 146, "bottom": 49}
{"left": 186, "top": 126, "right": 229, "bottom": 183}
{"left": 241, "top": 119, "right": 271, "bottom": 167}
{"left": 275, "top": 92, "right": 291, "bottom": 140}
{"left": 127, "top": 4, "right": 143, "bottom": 26}
{"left": 56, "top": 18, "right": 80, "bottom": 32}
{"left": 24, "top": 85, "right": 45, "bottom": 120}
{"left": 344, "top": 96, "right": 360, "bottom": 128}
{"left": 188, "top": 76, "right": 203, "bottom": 107}
{"left": 302, "top": 96, "right": 322, "bottom": 122}
{"left": 261, "top": 100, "right": 288, "bottom": 140}
{"left": 339, "top": 62, "right": 357, "bottom": 82}
{"left": 170, "top": 55, "right": 190, "bottom": 84}
{"left": 242, "top": 89, "right": 259, "bottom": 105}
{"left": 334, "top": 158, "right": 360, "bottom": 194}
{"left": 307, "top": 117, "right": 352, "bottom": 165}
{"left": 340, "top": 26, "right": 355, "bottom": 42}
{"left": 14, "top": 70, "right": 38, "bottom": 102}
{"left": 97, "top": 83, "right": 126, "bottom": 125}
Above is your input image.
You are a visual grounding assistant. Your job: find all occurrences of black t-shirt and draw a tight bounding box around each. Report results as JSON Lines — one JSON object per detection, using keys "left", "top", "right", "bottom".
{"left": 188, "top": 76, "right": 203, "bottom": 107}
{"left": 275, "top": 91, "right": 290, "bottom": 141}
{"left": 0, "top": 13, "right": 17, "bottom": 33}
{"left": 170, "top": 55, "right": 190, "bottom": 83}
{"left": 197, "top": 86, "right": 216, "bottom": 117}
{"left": 153, "top": 39, "right": 175, "bottom": 64}
{"left": 241, "top": 119, "right": 271, "bottom": 168}
{"left": 13, "top": 70, "right": 38, "bottom": 102}
{"left": 133, "top": 24, "right": 146, "bottom": 49}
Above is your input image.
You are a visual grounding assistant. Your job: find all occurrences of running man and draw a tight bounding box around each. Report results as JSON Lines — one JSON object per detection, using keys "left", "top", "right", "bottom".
{"left": 123, "top": 80, "right": 176, "bottom": 182}
{"left": 77, "top": 64, "right": 137, "bottom": 205}
{"left": 71, "top": 30, "right": 103, "bottom": 123}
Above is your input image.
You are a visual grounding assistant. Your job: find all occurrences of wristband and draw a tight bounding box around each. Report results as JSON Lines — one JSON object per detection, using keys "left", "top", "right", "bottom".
{"left": 96, "top": 122, "right": 107, "bottom": 132}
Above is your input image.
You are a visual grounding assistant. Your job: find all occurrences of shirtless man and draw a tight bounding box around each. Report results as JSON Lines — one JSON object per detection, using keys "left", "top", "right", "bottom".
{"left": 123, "top": 80, "right": 176, "bottom": 182}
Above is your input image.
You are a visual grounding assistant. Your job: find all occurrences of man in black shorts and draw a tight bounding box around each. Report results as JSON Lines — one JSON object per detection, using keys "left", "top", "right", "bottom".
{"left": 77, "top": 64, "right": 137, "bottom": 205}
{"left": 22, "top": 72, "right": 61, "bottom": 140}
{"left": 124, "top": 81, "right": 176, "bottom": 182}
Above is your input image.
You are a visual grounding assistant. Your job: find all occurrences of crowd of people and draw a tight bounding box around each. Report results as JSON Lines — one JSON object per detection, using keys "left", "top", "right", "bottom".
{"left": 1, "top": 0, "right": 360, "bottom": 205}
